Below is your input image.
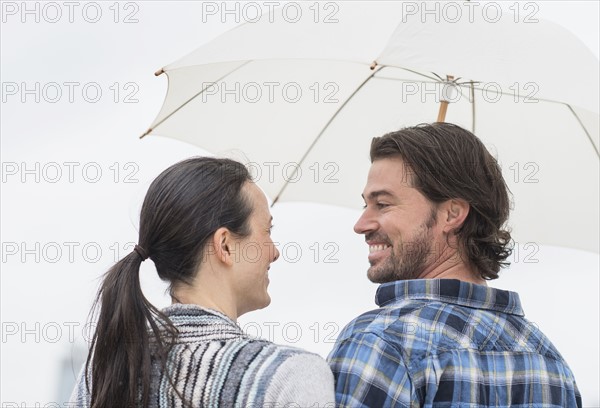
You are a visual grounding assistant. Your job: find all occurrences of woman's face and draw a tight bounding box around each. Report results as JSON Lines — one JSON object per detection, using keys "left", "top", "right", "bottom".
{"left": 232, "top": 182, "right": 280, "bottom": 316}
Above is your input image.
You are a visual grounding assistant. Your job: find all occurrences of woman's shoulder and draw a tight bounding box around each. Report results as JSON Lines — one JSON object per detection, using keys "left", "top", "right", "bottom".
{"left": 164, "top": 333, "right": 334, "bottom": 406}
{"left": 253, "top": 339, "right": 333, "bottom": 373}
{"left": 182, "top": 334, "right": 327, "bottom": 373}
{"left": 160, "top": 305, "right": 335, "bottom": 405}
{"left": 213, "top": 339, "right": 334, "bottom": 407}
{"left": 258, "top": 342, "right": 332, "bottom": 377}
{"left": 259, "top": 344, "right": 335, "bottom": 406}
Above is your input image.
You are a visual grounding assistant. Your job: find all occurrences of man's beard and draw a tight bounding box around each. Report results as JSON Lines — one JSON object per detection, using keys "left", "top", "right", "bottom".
{"left": 367, "top": 209, "right": 437, "bottom": 284}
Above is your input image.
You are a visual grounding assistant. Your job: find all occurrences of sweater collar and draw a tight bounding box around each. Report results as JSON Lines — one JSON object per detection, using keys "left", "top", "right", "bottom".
{"left": 161, "top": 303, "right": 246, "bottom": 342}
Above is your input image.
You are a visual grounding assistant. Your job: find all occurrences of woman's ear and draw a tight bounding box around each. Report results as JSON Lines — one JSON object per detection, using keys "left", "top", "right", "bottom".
{"left": 211, "top": 227, "right": 234, "bottom": 266}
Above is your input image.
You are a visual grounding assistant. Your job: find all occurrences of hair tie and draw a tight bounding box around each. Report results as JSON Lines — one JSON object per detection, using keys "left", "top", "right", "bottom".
{"left": 133, "top": 244, "right": 149, "bottom": 261}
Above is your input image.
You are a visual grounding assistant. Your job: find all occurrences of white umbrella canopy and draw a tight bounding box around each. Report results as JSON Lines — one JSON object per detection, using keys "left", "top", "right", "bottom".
{"left": 143, "top": 2, "right": 599, "bottom": 253}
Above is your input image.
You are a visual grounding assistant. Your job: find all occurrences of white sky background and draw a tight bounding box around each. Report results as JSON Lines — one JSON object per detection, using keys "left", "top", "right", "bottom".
{"left": 1, "top": 0, "right": 598, "bottom": 405}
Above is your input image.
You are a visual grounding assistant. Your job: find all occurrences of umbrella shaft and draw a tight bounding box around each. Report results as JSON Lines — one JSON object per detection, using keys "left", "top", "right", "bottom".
{"left": 437, "top": 101, "right": 449, "bottom": 122}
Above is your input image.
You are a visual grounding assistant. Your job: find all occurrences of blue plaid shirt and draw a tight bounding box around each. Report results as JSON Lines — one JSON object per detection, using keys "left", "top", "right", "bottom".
{"left": 327, "top": 279, "right": 581, "bottom": 407}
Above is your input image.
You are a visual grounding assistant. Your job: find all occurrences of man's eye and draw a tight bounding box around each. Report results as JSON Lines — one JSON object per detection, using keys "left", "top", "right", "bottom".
{"left": 362, "top": 203, "right": 389, "bottom": 209}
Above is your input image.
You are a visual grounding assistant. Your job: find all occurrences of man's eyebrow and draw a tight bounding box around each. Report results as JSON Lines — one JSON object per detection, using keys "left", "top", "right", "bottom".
{"left": 361, "top": 190, "right": 395, "bottom": 200}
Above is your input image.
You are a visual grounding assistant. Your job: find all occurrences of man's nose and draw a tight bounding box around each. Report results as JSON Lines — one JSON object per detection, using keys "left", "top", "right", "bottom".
{"left": 354, "top": 209, "right": 377, "bottom": 235}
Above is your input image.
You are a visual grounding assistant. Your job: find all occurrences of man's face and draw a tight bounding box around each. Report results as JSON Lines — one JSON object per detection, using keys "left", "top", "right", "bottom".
{"left": 354, "top": 157, "right": 442, "bottom": 283}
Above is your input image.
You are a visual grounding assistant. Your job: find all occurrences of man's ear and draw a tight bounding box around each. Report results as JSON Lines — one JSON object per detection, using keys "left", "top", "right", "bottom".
{"left": 441, "top": 199, "right": 470, "bottom": 233}
{"left": 211, "top": 227, "right": 234, "bottom": 266}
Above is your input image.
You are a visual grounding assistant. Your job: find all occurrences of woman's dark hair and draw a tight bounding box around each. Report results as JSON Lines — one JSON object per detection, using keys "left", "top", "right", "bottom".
{"left": 370, "top": 122, "right": 513, "bottom": 280}
{"left": 85, "top": 157, "right": 253, "bottom": 408}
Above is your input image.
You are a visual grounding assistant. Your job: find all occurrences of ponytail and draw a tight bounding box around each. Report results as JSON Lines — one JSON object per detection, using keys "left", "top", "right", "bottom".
{"left": 85, "top": 249, "right": 177, "bottom": 408}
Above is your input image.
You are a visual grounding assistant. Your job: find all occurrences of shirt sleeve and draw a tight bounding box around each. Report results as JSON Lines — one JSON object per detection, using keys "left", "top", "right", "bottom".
{"left": 327, "top": 331, "right": 416, "bottom": 407}
{"left": 265, "top": 352, "right": 336, "bottom": 407}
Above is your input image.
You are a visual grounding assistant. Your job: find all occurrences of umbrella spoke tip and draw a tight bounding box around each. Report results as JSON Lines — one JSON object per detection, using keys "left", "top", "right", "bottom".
{"left": 140, "top": 129, "right": 152, "bottom": 139}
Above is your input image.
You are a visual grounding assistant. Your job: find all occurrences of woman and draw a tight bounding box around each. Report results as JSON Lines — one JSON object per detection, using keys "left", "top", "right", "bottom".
{"left": 69, "top": 157, "right": 334, "bottom": 407}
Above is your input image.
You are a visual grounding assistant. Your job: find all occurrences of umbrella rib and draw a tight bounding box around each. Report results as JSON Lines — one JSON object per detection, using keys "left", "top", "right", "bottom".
{"left": 566, "top": 104, "right": 600, "bottom": 158}
{"left": 463, "top": 86, "right": 599, "bottom": 150}
{"left": 399, "top": 67, "right": 441, "bottom": 82}
{"left": 375, "top": 69, "right": 441, "bottom": 83}
{"left": 271, "top": 65, "right": 385, "bottom": 206}
{"left": 140, "top": 60, "right": 252, "bottom": 138}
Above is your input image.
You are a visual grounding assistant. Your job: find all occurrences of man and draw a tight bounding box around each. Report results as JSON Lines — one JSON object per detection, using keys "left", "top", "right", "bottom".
{"left": 327, "top": 123, "right": 581, "bottom": 407}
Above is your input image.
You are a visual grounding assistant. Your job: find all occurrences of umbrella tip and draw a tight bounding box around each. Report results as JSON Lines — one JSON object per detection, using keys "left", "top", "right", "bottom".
{"left": 140, "top": 128, "right": 152, "bottom": 139}
{"left": 154, "top": 68, "right": 164, "bottom": 76}
{"left": 370, "top": 61, "right": 378, "bottom": 70}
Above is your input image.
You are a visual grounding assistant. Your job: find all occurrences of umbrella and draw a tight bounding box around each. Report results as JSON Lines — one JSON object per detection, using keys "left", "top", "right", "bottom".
{"left": 141, "top": 2, "right": 599, "bottom": 253}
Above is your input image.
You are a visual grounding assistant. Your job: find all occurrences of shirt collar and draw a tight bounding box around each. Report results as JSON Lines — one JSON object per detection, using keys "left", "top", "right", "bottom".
{"left": 375, "top": 279, "right": 524, "bottom": 316}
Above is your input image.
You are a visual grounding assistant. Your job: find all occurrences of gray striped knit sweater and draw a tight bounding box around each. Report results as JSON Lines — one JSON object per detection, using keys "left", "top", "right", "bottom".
{"left": 69, "top": 303, "right": 335, "bottom": 407}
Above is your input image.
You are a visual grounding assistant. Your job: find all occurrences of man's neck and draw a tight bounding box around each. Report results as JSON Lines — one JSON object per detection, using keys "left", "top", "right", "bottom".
{"left": 418, "top": 243, "right": 487, "bottom": 285}
{"left": 419, "top": 264, "right": 487, "bottom": 285}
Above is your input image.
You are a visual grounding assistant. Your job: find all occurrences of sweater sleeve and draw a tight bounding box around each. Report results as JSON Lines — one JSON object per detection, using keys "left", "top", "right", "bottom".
{"left": 264, "top": 352, "right": 335, "bottom": 407}
{"left": 68, "top": 364, "right": 91, "bottom": 408}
